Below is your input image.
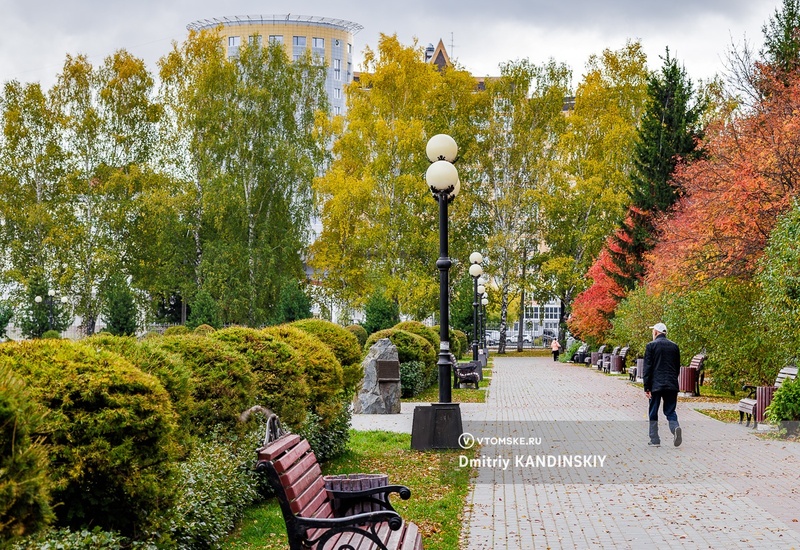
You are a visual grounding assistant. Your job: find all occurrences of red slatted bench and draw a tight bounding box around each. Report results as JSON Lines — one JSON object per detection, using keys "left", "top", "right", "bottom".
{"left": 738, "top": 366, "right": 798, "bottom": 428}
{"left": 254, "top": 415, "right": 423, "bottom": 550}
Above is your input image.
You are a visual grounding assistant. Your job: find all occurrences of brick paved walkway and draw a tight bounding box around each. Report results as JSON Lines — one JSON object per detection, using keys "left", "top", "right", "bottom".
{"left": 462, "top": 355, "right": 800, "bottom": 549}
{"left": 350, "top": 354, "right": 800, "bottom": 548}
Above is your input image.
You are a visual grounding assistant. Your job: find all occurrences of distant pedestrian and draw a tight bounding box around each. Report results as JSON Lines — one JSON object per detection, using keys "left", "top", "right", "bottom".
{"left": 551, "top": 338, "right": 561, "bottom": 362}
{"left": 643, "top": 322, "right": 682, "bottom": 447}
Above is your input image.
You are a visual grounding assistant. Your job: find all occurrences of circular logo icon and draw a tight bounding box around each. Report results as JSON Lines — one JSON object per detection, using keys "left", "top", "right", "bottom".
{"left": 458, "top": 432, "right": 475, "bottom": 449}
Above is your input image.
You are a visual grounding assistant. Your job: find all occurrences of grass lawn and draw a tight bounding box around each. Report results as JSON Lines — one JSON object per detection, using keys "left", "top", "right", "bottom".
{"left": 223, "top": 430, "right": 475, "bottom": 549}
{"left": 695, "top": 408, "right": 741, "bottom": 423}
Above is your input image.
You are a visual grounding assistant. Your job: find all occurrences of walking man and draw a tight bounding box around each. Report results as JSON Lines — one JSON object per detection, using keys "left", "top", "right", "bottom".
{"left": 643, "top": 322, "right": 682, "bottom": 447}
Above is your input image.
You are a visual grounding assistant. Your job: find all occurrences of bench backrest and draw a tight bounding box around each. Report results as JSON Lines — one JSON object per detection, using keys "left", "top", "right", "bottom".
{"left": 257, "top": 434, "right": 333, "bottom": 525}
{"left": 597, "top": 344, "right": 606, "bottom": 354}
{"left": 611, "top": 346, "right": 621, "bottom": 355}
{"left": 619, "top": 347, "right": 629, "bottom": 359}
{"left": 775, "top": 366, "right": 798, "bottom": 388}
{"left": 688, "top": 354, "right": 706, "bottom": 370}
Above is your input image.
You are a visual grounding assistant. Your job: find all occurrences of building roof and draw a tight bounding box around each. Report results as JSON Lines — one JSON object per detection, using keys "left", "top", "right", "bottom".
{"left": 187, "top": 14, "right": 363, "bottom": 34}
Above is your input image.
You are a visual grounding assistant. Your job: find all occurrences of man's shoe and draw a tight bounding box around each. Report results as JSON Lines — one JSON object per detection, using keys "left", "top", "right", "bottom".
{"left": 648, "top": 441, "right": 660, "bottom": 447}
{"left": 673, "top": 426, "right": 682, "bottom": 447}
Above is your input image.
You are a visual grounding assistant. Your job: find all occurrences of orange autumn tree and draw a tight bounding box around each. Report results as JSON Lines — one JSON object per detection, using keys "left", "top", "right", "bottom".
{"left": 568, "top": 243, "right": 626, "bottom": 343}
{"left": 645, "top": 69, "right": 800, "bottom": 291}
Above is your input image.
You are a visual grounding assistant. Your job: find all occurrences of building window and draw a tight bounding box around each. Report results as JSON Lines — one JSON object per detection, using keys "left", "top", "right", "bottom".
{"left": 348, "top": 43, "right": 352, "bottom": 53}
{"left": 334, "top": 106, "right": 341, "bottom": 115}
{"left": 333, "top": 59, "right": 341, "bottom": 81}
{"left": 249, "top": 35, "right": 262, "bottom": 47}
{"left": 228, "top": 36, "right": 240, "bottom": 47}
{"left": 268, "top": 35, "right": 283, "bottom": 44}
{"left": 293, "top": 36, "right": 306, "bottom": 47}
{"left": 293, "top": 54, "right": 301, "bottom": 62}
{"left": 312, "top": 37, "right": 325, "bottom": 49}
{"left": 333, "top": 88, "right": 341, "bottom": 99}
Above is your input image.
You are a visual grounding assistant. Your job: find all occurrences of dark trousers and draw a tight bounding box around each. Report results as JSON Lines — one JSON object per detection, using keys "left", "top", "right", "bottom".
{"left": 552, "top": 351, "right": 559, "bottom": 361}
{"left": 648, "top": 390, "right": 679, "bottom": 444}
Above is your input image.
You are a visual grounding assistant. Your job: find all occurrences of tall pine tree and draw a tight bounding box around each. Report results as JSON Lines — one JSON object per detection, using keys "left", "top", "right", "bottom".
{"left": 608, "top": 51, "right": 705, "bottom": 290}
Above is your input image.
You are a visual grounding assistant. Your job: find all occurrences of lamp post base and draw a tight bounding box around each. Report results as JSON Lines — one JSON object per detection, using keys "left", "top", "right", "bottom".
{"left": 410, "top": 403, "right": 463, "bottom": 450}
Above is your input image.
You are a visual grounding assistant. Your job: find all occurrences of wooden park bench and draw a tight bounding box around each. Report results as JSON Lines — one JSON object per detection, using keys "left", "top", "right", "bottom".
{"left": 678, "top": 354, "right": 706, "bottom": 396}
{"left": 571, "top": 343, "right": 589, "bottom": 364}
{"left": 601, "top": 346, "right": 620, "bottom": 373}
{"left": 606, "top": 346, "right": 629, "bottom": 374}
{"left": 591, "top": 345, "right": 607, "bottom": 369}
{"left": 738, "top": 366, "right": 798, "bottom": 428}
{"left": 451, "top": 354, "right": 480, "bottom": 389}
{"left": 254, "top": 413, "right": 423, "bottom": 550}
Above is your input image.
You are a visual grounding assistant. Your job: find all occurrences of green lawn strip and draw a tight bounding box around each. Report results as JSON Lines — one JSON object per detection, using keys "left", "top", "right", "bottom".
{"left": 695, "top": 408, "right": 740, "bottom": 423}
{"left": 224, "top": 430, "right": 475, "bottom": 549}
{"left": 408, "top": 383, "right": 487, "bottom": 403}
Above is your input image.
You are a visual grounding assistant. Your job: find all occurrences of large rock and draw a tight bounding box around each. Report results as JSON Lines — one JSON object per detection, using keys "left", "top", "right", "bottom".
{"left": 353, "top": 338, "right": 401, "bottom": 414}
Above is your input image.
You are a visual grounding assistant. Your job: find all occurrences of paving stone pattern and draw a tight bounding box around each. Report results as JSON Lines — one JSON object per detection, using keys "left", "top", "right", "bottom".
{"left": 351, "top": 355, "right": 800, "bottom": 549}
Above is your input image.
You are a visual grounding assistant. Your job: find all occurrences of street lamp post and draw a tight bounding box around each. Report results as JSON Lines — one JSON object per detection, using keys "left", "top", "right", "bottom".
{"left": 469, "top": 253, "right": 483, "bottom": 363}
{"left": 411, "top": 134, "right": 463, "bottom": 451}
{"left": 481, "top": 294, "right": 489, "bottom": 351}
{"left": 34, "top": 289, "right": 68, "bottom": 334}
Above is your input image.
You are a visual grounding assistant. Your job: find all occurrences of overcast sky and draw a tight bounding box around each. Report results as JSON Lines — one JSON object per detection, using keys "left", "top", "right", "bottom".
{"left": 0, "top": 1, "right": 782, "bottom": 90}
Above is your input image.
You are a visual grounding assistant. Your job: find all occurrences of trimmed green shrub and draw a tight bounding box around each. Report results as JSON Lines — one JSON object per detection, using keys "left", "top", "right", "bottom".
{"left": 84, "top": 334, "right": 195, "bottom": 452}
{"left": 766, "top": 377, "right": 800, "bottom": 427}
{"left": 41, "top": 330, "right": 61, "bottom": 340}
{"left": 365, "top": 329, "right": 436, "bottom": 386}
{"left": 453, "top": 329, "right": 469, "bottom": 360}
{"left": 262, "top": 325, "right": 348, "bottom": 460}
{"left": 432, "top": 325, "right": 461, "bottom": 356}
{"left": 0, "top": 340, "right": 179, "bottom": 537}
{"left": 193, "top": 323, "right": 216, "bottom": 335}
{"left": 165, "top": 432, "right": 259, "bottom": 548}
{"left": 346, "top": 324, "right": 368, "bottom": 347}
{"left": 152, "top": 335, "right": 255, "bottom": 435}
{"left": 211, "top": 327, "right": 310, "bottom": 428}
{"left": 393, "top": 321, "right": 439, "bottom": 352}
{"left": 0, "top": 365, "right": 53, "bottom": 545}
{"left": 399, "top": 361, "right": 426, "bottom": 398}
{"left": 292, "top": 319, "right": 362, "bottom": 393}
{"left": 12, "top": 527, "right": 155, "bottom": 549}
{"left": 163, "top": 325, "right": 189, "bottom": 336}
{"left": 262, "top": 325, "right": 344, "bottom": 423}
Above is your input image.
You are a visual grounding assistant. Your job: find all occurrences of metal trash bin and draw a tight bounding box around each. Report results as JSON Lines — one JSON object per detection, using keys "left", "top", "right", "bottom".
{"left": 610, "top": 355, "right": 623, "bottom": 374}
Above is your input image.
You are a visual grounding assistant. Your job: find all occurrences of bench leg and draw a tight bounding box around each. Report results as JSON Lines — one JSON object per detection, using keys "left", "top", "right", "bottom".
{"left": 739, "top": 410, "right": 745, "bottom": 424}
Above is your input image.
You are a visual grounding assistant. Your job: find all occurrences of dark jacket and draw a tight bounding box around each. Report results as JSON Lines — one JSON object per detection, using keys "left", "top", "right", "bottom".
{"left": 643, "top": 334, "right": 681, "bottom": 393}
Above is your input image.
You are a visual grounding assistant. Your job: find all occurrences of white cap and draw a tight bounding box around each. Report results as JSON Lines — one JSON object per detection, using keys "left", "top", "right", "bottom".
{"left": 649, "top": 322, "right": 667, "bottom": 334}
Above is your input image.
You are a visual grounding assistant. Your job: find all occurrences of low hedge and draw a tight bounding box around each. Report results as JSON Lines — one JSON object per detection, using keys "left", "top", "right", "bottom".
{"left": 364, "top": 329, "right": 436, "bottom": 387}
{"left": 210, "top": 327, "right": 310, "bottom": 429}
{"left": 393, "top": 321, "right": 439, "bottom": 353}
{"left": 0, "top": 340, "right": 179, "bottom": 538}
{"left": 346, "top": 324, "right": 368, "bottom": 347}
{"left": 152, "top": 335, "right": 255, "bottom": 435}
{"left": 262, "top": 325, "right": 344, "bottom": 424}
{"left": 432, "top": 325, "right": 461, "bottom": 358}
{"left": 291, "top": 319, "right": 362, "bottom": 393}
{"left": 453, "top": 329, "right": 469, "bottom": 360}
{"left": 0, "top": 364, "right": 53, "bottom": 546}
{"left": 85, "top": 334, "right": 195, "bottom": 451}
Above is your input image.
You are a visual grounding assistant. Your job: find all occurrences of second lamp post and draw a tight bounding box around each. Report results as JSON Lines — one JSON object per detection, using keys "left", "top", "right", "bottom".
{"left": 468, "top": 252, "right": 484, "bottom": 362}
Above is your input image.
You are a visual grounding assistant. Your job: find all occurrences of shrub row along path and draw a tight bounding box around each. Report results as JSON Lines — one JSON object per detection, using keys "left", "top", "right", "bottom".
{"left": 352, "top": 355, "right": 800, "bottom": 549}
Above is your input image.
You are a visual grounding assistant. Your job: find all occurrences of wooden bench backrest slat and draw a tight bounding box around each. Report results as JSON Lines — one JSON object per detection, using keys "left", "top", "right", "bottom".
{"left": 619, "top": 347, "right": 629, "bottom": 359}
{"left": 689, "top": 354, "right": 705, "bottom": 369}
{"left": 273, "top": 439, "right": 312, "bottom": 474}
{"left": 776, "top": 366, "right": 798, "bottom": 388}
{"left": 597, "top": 345, "right": 606, "bottom": 353}
{"left": 291, "top": 477, "right": 332, "bottom": 517}
{"left": 280, "top": 451, "right": 319, "bottom": 488}
{"left": 283, "top": 461, "right": 323, "bottom": 501}
{"left": 612, "top": 346, "right": 620, "bottom": 355}
{"left": 258, "top": 433, "right": 302, "bottom": 461}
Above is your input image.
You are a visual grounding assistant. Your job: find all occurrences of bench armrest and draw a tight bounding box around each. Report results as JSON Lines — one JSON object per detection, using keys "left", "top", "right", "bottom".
{"left": 328, "top": 484, "right": 411, "bottom": 514}
{"left": 742, "top": 385, "right": 757, "bottom": 398}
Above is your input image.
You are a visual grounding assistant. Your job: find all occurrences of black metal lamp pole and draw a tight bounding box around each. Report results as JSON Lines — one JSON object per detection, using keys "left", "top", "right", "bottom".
{"left": 468, "top": 254, "right": 482, "bottom": 362}
{"left": 411, "top": 134, "right": 463, "bottom": 450}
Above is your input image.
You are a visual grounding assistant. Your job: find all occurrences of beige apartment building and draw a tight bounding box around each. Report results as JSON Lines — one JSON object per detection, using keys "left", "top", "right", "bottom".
{"left": 186, "top": 14, "right": 363, "bottom": 116}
